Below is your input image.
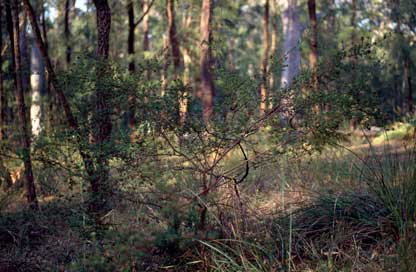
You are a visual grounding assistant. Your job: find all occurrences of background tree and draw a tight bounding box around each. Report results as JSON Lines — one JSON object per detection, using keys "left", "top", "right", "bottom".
{"left": 10, "top": 0, "right": 38, "bottom": 209}
{"left": 280, "top": 0, "right": 301, "bottom": 89}
{"left": 199, "top": 0, "right": 214, "bottom": 122}
{"left": 90, "top": 0, "right": 113, "bottom": 216}
{"left": 260, "top": 0, "right": 269, "bottom": 115}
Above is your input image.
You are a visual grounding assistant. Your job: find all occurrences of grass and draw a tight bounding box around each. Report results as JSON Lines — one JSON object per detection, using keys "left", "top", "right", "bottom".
{"left": 0, "top": 132, "right": 415, "bottom": 271}
{"left": 372, "top": 122, "right": 415, "bottom": 145}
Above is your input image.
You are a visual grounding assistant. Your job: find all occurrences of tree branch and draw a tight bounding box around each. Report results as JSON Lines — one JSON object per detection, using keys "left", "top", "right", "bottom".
{"left": 133, "top": 0, "right": 156, "bottom": 28}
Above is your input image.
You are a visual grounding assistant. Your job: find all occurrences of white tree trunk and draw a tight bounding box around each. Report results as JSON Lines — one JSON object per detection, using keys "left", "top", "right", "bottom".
{"left": 30, "top": 39, "right": 44, "bottom": 138}
{"left": 280, "top": 0, "right": 301, "bottom": 89}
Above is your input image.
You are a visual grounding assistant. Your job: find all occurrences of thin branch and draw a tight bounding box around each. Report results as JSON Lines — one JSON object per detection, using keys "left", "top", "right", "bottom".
{"left": 133, "top": 0, "right": 156, "bottom": 28}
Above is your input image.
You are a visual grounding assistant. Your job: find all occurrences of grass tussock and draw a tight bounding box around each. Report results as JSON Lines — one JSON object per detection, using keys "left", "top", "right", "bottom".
{"left": 0, "top": 137, "right": 415, "bottom": 271}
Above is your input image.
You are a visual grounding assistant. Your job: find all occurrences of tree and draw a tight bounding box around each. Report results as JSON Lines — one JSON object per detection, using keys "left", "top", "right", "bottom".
{"left": 22, "top": 0, "right": 96, "bottom": 212}
{"left": 142, "top": 0, "right": 150, "bottom": 56}
{"left": 180, "top": 3, "right": 193, "bottom": 125}
{"left": 126, "top": 0, "right": 155, "bottom": 130}
{"left": 280, "top": 0, "right": 301, "bottom": 89}
{"left": 350, "top": 0, "right": 357, "bottom": 129}
{"left": 127, "top": 0, "right": 135, "bottom": 73}
{"left": 64, "top": 0, "right": 74, "bottom": 65}
{"left": 30, "top": 0, "right": 45, "bottom": 139}
{"left": 260, "top": 0, "right": 269, "bottom": 115}
{"left": 0, "top": 0, "right": 5, "bottom": 140}
{"left": 167, "top": 0, "right": 181, "bottom": 77}
{"left": 90, "top": 0, "right": 113, "bottom": 215}
{"left": 269, "top": 0, "right": 278, "bottom": 98}
{"left": 308, "top": 0, "right": 318, "bottom": 92}
{"left": 199, "top": 0, "right": 215, "bottom": 122}
{"left": 10, "top": 0, "right": 38, "bottom": 209}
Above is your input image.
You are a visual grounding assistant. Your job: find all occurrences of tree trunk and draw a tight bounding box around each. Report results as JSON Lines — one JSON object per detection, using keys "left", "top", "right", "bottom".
{"left": 260, "top": 0, "right": 269, "bottom": 115}
{"left": 143, "top": 0, "right": 149, "bottom": 53}
{"left": 23, "top": 0, "right": 96, "bottom": 208}
{"left": 268, "top": 0, "right": 278, "bottom": 109}
{"left": 167, "top": 0, "right": 181, "bottom": 76}
{"left": 280, "top": 0, "right": 301, "bottom": 89}
{"left": 307, "top": 0, "right": 318, "bottom": 92}
{"left": 127, "top": 0, "right": 136, "bottom": 131}
{"left": 0, "top": 0, "right": 5, "bottom": 140}
{"left": 180, "top": 5, "right": 192, "bottom": 125}
{"left": 405, "top": 58, "right": 413, "bottom": 114}
{"left": 40, "top": 0, "right": 53, "bottom": 129}
{"left": 1, "top": 1, "right": 13, "bottom": 190}
{"left": 142, "top": 0, "right": 150, "bottom": 80}
{"left": 30, "top": 1, "right": 45, "bottom": 139}
{"left": 161, "top": 34, "right": 169, "bottom": 96}
{"left": 10, "top": 0, "right": 38, "bottom": 210}
{"left": 199, "top": 0, "right": 215, "bottom": 123}
{"left": 64, "top": 0, "right": 73, "bottom": 65}
{"left": 350, "top": 0, "right": 357, "bottom": 129}
{"left": 127, "top": 0, "right": 135, "bottom": 73}
{"left": 30, "top": 40, "right": 44, "bottom": 138}
{"left": 91, "top": 0, "right": 113, "bottom": 215}
{"left": 19, "top": 13, "right": 30, "bottom": 92}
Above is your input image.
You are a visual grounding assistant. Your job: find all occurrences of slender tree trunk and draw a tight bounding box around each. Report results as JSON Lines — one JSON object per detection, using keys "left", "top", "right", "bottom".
{"left": 1, "top": 1, "right": 13, "bottom": 190}
{"left": 30, "top": 2, "right": 44, "bottom": 139}
{"left": 350, "top": 0, "right": 357, "bottom": 129}
{"left": 30, "top": 40, "right": 43, "bottom": 138}
{"left": 268, "top": 0, "right": 278, "bottom": 109}
{"left": 127, "top": 0, "right": 135, "bottom": 73}
{"left": 40, "top": 0, "right": 53, "bottom": 128}
{"left": 143, "top": 0, "right": 149, "bottom": 52}
{"left": 91, "top": 0, "right": 113, "bottom": 215}
{"left": 23, "top": 0, "right": 96, "bottom": 208}
{"left": 280, "top": 0, "right": 301, "bottom": 89}
{"left": 161, "top": 34, "right": 169, "bottom": 96}
{"left": 199, "top": 0, "right": 215, "bottom": 123}
{"left": 167, "top": 0, "right": 181, "bottom": 76}
{"left": 307, "top": 0, "right": 318, "bottom": 92}
{"left": 64, "top": 0, "right": 72, "bottom": 65}
{"left": 405, "top": 58, "right": 413, "bottom": 114}
{"left": 127, "top": 0, "right": 136, "bottom": 131}
{"left": 10, "top": 0, "right": 38, "bottom": 210}
{"left": 227, "top": 39, "right": 235, "bottom": 71}
{"left": 19, "top": 13, "right": 30, "bottom": 92}
{"left": 260, "top": 0, "right": 269, "bottom": 115}
{"left": 180, "top": 5, "right": 192, "bottom": 125}
{"left": 0, "top": 0, "right": 5, "bottom": 140}
{"left": 143, "top": 0, "right": 150, "bottom": 80}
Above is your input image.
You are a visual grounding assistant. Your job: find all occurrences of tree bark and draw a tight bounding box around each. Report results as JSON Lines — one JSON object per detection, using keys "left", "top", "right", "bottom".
{"left": 260, "top": 0, "right": 269, "bottom": 115}
{"left": 126, "top": 0, "right": 136, "bottom": 131}
{"left": 199, "top": 0, "right": 215, "bottom": 123}
{"left": 307, "top": 0, "right": 318, "bottom": 92}
{"left": 143, "top": 0, "right": 149, "bottom": 53}
{"left": 91, "top": 0, "right": 113, "bottom": 215}
{"left": 30, "top": 1, "right": 45, "bottom": 139}
{"left": 10, "top": 0, "right": 38, "bottom": 210}
{"left": 64, "top": 0, "right": 73, "bottom": 65}
{"left": 0, "top": 0, "right": 5, "bottom": 140}
{"left": 22, "top": 0, "right": 96, "bottom": 207}
{"left": 167, "top": 0, "right": 181, "bottom": 76}
{"left": 268, "top": 0, "right": 278, "bottom": 109}
{"left": 161, "top": 34, "right": 169, "bottom": 96}
{"left": 350, "top": 0, "right": 357, "bottom": 129}
{"left": 127, "top": 0, "right": 135, "bottom": 73}
{"left": 19, "top": 13, "right": 30, "bottom": 92}
{"left": 280, "top": 0, "right": 301, "bottom": 89}
{"left": 180, "top": 5, "right": 192, "bottom": 125}
{"left": 405, "top": 58, "right": 413, "bottom": 114}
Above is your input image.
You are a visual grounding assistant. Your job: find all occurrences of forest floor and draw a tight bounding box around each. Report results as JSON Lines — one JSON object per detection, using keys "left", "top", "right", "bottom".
{"left": 0, "top": 124, "right": 415, "bottom": 271}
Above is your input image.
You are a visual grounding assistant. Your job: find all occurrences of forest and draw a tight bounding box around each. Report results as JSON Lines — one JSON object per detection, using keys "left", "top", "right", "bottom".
{"left": 0, "top": 0, "right": 415, "bottom": 271}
